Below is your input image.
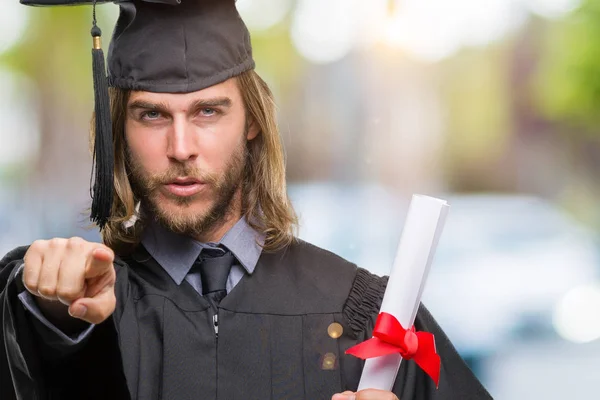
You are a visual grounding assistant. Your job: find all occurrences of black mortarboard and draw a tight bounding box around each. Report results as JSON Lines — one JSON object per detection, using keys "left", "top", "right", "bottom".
{"left": 20, "top": 0, "right": 255, "bottom": 229}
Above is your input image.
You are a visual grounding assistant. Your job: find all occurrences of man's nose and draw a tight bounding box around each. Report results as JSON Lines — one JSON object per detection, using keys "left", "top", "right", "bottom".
{"left": 166, "top": 118, "right": 199, "bottom": 162}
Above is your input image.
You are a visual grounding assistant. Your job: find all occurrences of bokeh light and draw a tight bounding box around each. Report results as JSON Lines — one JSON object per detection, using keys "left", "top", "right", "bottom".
{"left": 237, "top": 0, "right": 293, "bottom": 31}
{"left": 553, "top": 284, "right": 600, "bottom": 343}
{"left": 382, "top": 0, "right": 527, "bottom": 62}
{"left": 291, "top": 0, "right": 359, "bottom": 64}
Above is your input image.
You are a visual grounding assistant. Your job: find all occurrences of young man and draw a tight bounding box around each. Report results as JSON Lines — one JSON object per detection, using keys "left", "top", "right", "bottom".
{"left": 0, "top": 1, "right": 492, "bottom": 399}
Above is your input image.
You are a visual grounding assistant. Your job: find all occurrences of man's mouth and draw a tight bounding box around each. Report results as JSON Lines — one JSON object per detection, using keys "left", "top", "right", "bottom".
{"left": 164, "top": 178, "right": 205, "bottom": 196}
{"left": 169, "top": 177, "right": 202, "bottom": 185}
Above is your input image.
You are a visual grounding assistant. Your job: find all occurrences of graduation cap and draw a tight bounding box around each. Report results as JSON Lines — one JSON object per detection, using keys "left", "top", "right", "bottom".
{"left": 20, "top": 0, "right": 255, "bottom": 229}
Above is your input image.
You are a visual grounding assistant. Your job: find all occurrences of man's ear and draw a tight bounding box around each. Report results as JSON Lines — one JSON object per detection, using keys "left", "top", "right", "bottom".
{"left": 246, "top": 117, "right": 260, "bottom": 141}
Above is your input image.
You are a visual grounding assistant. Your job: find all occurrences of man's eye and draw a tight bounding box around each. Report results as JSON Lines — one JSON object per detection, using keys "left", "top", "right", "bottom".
{"left": 200, "top": 108, "right": 216, "bottom": 117}
{"left": 141, "top": 111, "right": 161, "bottom": 120}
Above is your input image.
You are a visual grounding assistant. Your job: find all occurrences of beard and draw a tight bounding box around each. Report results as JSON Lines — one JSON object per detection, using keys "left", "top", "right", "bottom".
{"left": 127, "top": 139, "right": 248, "bottom": 238}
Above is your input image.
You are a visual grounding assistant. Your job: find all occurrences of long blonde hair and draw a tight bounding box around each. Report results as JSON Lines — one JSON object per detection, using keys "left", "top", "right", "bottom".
{"left": 91, "top": 70, "right": 298, "bottom": 254}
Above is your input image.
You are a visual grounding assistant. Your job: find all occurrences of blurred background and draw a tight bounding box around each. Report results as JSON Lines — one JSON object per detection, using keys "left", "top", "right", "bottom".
{"left": 2, "top": 0, "right": 600, "bottom": 397}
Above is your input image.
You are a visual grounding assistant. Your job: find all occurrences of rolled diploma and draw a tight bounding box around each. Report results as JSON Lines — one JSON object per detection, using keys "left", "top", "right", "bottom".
{"left": 357, "top": 194, "right": 449, "bottom": 391}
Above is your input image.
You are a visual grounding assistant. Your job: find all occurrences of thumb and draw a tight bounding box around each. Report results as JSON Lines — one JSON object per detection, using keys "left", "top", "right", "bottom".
{"left": 68, "top": 284, "right": 116, "bottom": 324}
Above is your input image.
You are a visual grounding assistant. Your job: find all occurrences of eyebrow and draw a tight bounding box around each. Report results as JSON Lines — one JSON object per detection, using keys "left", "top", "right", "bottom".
{"left": 128, "top": 97, "right": 233, "bottom": 115}
{"left": 190, "top": 97, "right": 232, "bottom": 109}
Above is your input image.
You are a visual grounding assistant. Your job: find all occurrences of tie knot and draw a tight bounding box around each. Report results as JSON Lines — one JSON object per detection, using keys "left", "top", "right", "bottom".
{"left": 201, "top": 245, "right": 227, "bottom": 259}
{"left": 195, "top": 248, "right": 234, "bottom": 295}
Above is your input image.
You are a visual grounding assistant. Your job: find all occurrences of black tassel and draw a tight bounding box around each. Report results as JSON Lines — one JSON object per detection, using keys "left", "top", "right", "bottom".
{"left": 89, "top": 3, "right": 114, "bottom": 230}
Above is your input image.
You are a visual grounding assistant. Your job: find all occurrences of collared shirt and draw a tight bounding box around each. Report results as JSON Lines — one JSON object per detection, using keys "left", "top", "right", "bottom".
{"left": 19, "top": 216, "right": 265, "bottom": 344}
{"left": 141, "top": 217, "right": 265, "bottom": 294}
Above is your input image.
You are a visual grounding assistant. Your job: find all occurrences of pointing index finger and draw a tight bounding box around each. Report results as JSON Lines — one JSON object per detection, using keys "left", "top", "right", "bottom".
{"left": 85, "top": 246, "right": 115, "bottom": 278}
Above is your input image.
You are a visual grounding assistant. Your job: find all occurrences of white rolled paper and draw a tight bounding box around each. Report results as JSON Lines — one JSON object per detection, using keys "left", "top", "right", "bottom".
{"left": 357, "top": 194, "right": 449, "bottom": 391}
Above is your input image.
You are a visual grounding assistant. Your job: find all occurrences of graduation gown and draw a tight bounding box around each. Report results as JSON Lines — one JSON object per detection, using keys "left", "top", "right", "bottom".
{"left": 1, "top": 240, "right": 492, "bottom": 400}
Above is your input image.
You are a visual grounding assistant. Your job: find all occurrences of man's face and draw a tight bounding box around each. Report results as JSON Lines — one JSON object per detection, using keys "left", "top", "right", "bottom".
{"left": 125, "top": 78, "right": 257, "bottom": 237}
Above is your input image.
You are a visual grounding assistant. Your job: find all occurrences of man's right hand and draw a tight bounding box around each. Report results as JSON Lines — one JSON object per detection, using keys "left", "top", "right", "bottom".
{"left": 22, "top": 237, "right": 117, "bottom": 325}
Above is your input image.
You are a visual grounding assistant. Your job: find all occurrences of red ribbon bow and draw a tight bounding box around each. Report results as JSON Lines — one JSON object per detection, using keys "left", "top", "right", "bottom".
{"left": 345, "top": 312, "right": 441, "bottom": 387}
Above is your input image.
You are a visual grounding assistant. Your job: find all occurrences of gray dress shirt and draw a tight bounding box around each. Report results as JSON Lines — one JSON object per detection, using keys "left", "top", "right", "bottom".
{"left": 18, "top": 217, "right": 265, "bottom": 345}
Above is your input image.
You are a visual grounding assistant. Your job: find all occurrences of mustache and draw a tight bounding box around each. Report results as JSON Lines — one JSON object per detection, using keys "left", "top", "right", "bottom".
{"left": 138, "top": 163, "right": 220, "bottom": 192}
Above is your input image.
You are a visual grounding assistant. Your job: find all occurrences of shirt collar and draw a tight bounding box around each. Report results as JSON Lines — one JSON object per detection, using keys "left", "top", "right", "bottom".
{"left": 141, "top": 217, "right": 265, "bottom": 285}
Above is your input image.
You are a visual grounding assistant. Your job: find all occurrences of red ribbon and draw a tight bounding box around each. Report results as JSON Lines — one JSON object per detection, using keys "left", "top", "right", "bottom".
{"left": 345, "top": 312, "right": 441, "bottom": 387}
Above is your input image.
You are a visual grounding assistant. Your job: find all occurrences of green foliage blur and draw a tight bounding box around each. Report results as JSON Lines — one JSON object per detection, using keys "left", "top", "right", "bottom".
{"left": 535, "top": 0, "right": 600, "bottom": 135}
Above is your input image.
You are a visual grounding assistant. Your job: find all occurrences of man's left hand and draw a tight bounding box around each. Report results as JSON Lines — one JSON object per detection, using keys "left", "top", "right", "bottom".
{"left": 332, "top": 389, "right": 399, "bottom": 400}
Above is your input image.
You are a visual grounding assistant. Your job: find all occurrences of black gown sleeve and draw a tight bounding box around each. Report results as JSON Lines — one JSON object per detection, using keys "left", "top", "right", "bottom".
{"left": 343, "top": 268, "right": 493, "bottom": 400}
{"left": 0, "top": 246, "right": 131, "bottom": 400}
{"left": 1, "top": 245, "right": 42, "bottom": 400}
